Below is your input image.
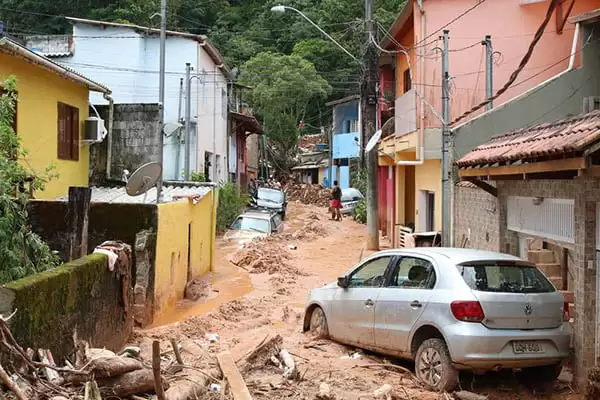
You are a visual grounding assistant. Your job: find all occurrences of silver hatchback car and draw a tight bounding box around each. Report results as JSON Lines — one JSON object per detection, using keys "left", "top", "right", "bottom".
{"left": 303, "top": 248, "right": 571, "bottom": 392}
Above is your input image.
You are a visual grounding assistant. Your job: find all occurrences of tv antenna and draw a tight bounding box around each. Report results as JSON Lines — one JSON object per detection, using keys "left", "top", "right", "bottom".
{"left": 125, "top": 162, "right": 162, "bottom": 203}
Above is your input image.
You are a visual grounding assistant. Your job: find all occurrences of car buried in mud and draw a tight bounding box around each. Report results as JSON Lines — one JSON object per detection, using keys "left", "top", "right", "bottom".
{"left": 302, "top": 248, "right": 571, "bottom": 392}
{"left": 224, "top": 209, "right": 283, "bottom": 246}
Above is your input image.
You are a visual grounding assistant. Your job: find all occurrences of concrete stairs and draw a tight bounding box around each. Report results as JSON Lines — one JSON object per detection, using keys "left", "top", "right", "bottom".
{"left": 527, "top": 247, "right": 574, "bottom": 347}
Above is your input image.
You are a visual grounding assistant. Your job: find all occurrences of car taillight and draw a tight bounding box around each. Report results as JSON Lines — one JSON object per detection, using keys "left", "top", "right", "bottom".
{"left": 563, "top": 301, "right": 570, "bottom": 322}
{"left": 451, "top": 301, "right": 485, "bottom": 322}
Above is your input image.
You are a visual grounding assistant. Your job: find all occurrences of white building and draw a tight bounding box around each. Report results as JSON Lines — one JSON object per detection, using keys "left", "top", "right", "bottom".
{"left": 25, "top": 17, "right": 230, "bottom": 182}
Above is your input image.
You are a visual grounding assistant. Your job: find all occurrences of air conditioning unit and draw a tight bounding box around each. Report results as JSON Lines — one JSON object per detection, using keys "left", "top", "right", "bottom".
{"left": 83, "top": 116, "right": 107, "bottom": 143}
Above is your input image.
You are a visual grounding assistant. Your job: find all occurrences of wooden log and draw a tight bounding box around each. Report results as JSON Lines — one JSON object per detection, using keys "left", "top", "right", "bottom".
{"left": 217, "top": 351, "right": 252, "bottom": 400}
{"left": 67, "top": 186, "right": 92, "bottom": 261}
{"left": 152, "top": 341, "right": 166, "bottom": 400}
{"left": 98, "top": 369, "right": 164, "bottom": 397}
{"left": 170, "top": 339, "right": 183, "bottom": 373}
{"left": 84, "top": 380, "right": 102, "bottom": 400}
{"left": 453, "top": 391, "right": 489, "bottom": 400}
{"left": 0, "top": 362, "right": 27, "bottom": 400}
{"left": 66, "top": 357, "right": 144, "bottom": 384}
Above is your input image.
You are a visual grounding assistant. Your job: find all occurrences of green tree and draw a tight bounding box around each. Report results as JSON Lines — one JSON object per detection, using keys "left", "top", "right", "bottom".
{"left": 238, "top": 52, "right": 331, "bottom": 175}
{"left": 0, "top": 77, "right": 60, "bottom": 284}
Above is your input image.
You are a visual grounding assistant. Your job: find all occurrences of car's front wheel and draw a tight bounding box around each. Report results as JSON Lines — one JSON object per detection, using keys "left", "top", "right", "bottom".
{"left": 415, "top": 338, "right": 458, "bottom": 392}
{"left": 308, "top": 306, "right": 329, "bottom": 339}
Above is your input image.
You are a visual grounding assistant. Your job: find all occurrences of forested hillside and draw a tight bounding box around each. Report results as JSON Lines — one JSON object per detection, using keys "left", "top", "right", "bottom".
{"left": 0, "top": 0, "right": 405, "bottom": 171}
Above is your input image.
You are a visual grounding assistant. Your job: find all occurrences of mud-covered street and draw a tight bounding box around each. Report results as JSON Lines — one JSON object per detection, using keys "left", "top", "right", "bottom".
{"left": 135, "top": 203, "right": 581, "bottom": 400}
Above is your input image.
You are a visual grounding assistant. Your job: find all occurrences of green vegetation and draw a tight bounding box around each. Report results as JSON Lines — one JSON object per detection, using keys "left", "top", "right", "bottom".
{"left": 353, "top": 199, "right": 367, "bottom": 224}
{"left": 216, "top": 182, "right": 248, "bottom": 232}
{"left": 189, "top": 171, "right": 206, "bottom": 182}
{"left": 0, "top": 77, "right": 60, "bottom": 284}
{"left": 0, "top": 0, "right": 406, "bottom": 176}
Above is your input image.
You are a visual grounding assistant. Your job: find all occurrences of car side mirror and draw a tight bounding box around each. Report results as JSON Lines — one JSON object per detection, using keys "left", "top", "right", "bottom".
{"left": 337, "top": 276, "right": 350, "bottom": 288}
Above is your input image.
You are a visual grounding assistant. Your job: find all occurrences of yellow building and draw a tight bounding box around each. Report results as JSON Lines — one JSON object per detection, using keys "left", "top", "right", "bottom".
{"left": 0, "top": 37, "right": 110, "bottom": 199}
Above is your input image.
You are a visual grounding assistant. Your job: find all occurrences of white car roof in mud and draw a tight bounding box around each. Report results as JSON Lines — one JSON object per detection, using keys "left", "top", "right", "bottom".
{"left": 370, "top": 247, "right": 522, "bottom": 265}
{"left": 240, "top": 210, "right": 275, "bottom": 220}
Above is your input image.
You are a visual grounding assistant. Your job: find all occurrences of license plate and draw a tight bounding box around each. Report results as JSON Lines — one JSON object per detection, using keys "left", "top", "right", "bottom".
{"left": 512, "top": 341, "right": 544, "bottom": 354}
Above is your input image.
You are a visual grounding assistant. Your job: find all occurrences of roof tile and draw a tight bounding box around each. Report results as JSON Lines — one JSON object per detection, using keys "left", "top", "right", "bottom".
{"left": 456, "top": 110, "right": 600, "bottom": 167}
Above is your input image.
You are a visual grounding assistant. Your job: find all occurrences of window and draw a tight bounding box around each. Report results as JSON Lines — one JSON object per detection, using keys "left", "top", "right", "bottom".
{"left": 390, "top": 256, "right": 436, "bottom": 289}
{"left": 348, "top": 256, "right": 392, "bottom": 288}
{"left": 230, "top": 217, "right": 270, "bottom": 233}
{"left": 57, "top": 102, "right": 80, "bottom": 161}
{"left": 403, "top": 68, "right": 412, "bottom": 93}
{"left": 457, "top": 263, "right": 555, "bottom": 293}
{"left": 0, "top": 88, "right": 17, "bottom": 134}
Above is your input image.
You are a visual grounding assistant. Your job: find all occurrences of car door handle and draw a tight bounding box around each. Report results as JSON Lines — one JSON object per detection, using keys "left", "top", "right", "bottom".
{"left": 365, "top": 299, "right": 374, "bottom": 307}
{"left": 410, "top": 301, "right": 422, "bottom": 308}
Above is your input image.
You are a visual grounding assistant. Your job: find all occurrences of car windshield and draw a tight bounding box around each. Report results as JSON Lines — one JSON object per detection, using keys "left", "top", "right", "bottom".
{"left": 457, "top": 263, "right": 555, "bottom": 293}
{"left": 257, "top": 188, "right": 284, "bottom": 204}
{"left": 230, "top": 216, "right": 270, "bottom": 233}
{"left": 341, "top": 189, "right": 363, "bottom": 202}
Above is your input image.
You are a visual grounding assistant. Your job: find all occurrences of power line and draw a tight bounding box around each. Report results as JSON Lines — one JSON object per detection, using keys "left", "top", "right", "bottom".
{"left": 451, "top": 0, "right": 559, "bottom": 125}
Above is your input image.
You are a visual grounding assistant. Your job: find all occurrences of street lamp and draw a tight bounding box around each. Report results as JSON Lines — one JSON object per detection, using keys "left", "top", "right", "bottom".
{"left": 270, "top": 5, "right": 359, "bottom": 62}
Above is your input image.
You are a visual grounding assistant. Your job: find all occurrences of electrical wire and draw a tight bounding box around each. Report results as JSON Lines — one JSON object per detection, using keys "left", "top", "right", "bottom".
{"left": 451, "top": 0, "right": 559, "bottom": 125}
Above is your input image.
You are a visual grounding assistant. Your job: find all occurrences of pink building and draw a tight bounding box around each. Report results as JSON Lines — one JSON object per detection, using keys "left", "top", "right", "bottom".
{"left": 377, "top": 0, "right": 600, "bottom": 242}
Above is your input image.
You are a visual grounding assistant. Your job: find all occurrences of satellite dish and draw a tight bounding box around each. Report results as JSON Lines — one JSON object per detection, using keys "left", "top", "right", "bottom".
{"left": 126, "top": 162, "right": 162, "bottom": 197}
{"left": 365, "top": 130, "right": 382, "bottom": 153}
{"left": 163, "top": 122, "right": 182, "bottom": 137}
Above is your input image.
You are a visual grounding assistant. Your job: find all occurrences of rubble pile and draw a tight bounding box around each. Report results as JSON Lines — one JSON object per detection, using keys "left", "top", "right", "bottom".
{"left": 230, "top": 241, "right": 304, "bottom": 275}
{"left": 0, "top": 316, "right": 222, "bottom": 400}
{"left": 285, "top": 183, "right": 330, "bottom": 207}
{"left": 291, "top": 215, "right": 327, "bottom": 240}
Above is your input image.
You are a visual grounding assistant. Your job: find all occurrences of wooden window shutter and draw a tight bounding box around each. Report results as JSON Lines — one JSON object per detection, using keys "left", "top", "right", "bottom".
{"left": 70, "top": 106, "right": 79, "bottom": 161}
{"left": 57, "top": 102, "right": 68, "bottom": 159}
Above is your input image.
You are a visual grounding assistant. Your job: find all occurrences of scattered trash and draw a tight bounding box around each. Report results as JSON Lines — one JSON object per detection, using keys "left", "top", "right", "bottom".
{"left": 119, "top": 346, "right": 140, "bottom": 358}
{"left": 279, "top": 349, "right": 297, "bottom": 379}
{"left": 341, "top": 352, "right": 362, "bottom": 360}
{"left": 373, "top": 384, "right": 393, "bottom": 399}
{"left": 205, "top": 333, "right": 220, "bottom": 343}
{"left": 270, "top": 355, "right": 283, "bottom": 369}
{"left": 289, "top": 244, "right": 298, "bottom": 250}
{"left": 316, "top": 382, "right": 335, "bottom": 400}
{"left": 209, "top": 383, "right": 221, "bottom": 392}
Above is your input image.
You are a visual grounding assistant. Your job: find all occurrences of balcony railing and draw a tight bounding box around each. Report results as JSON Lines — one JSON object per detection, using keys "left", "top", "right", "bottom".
{"left": 395, "top": 89, "right": 417, "bottom": 136}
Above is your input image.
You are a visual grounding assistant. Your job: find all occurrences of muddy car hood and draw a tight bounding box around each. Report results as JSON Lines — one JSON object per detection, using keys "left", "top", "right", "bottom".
{"left": 223, "top": 230, "right": 268, "bottom": 243}
{"left": 255, "top": 198, "right": 283, "bottom": 210}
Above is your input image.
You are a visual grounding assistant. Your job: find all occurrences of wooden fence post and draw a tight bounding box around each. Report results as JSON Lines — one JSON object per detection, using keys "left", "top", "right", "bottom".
{"left": 68, "top": 186, "right": 92, "bottom": 261}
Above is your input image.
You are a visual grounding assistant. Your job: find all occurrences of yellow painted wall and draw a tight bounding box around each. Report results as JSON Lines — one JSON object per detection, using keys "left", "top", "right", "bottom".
{"left": 395, "top": 166, "right": 406, "bottom": 225}
{"left": 414, "top": 160, "right": 442, "bottom": 232}
{"left": 0, "top": 53, "right": 91, "bottom": 199}
{"left": 153, "top": 189, "right": 218, "bottom": 316}
{"left": 318, "top": 168, "right": 325, "bottom": 185}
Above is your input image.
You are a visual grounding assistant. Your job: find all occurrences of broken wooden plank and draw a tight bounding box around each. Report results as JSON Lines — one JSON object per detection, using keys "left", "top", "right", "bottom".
{"left": 217, "top": 352, "right": 252, "bottom": 400}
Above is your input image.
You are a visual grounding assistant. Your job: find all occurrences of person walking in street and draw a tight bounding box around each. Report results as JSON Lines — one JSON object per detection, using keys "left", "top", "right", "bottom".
{"left": 330, "top": 180, "right": 342, "bottom": 221}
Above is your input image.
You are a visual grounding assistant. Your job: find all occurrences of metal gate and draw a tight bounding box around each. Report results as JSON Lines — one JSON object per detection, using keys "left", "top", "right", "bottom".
{"left": 507, "top": 196, "right": 574, "bottom": 243}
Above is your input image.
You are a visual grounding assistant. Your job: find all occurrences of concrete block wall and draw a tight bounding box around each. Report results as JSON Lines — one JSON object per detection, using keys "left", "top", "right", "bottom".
{"left": 497, "top": 178, "right": 597, "bottom": 388}
{"left": 453, "top": 182, "right": 499, "bottom": 251}
{"left": 0, "top": 253, "right": 133, "bottom": 361}
{"left": 90, "top": 104, "right": 161, "bottom": 185}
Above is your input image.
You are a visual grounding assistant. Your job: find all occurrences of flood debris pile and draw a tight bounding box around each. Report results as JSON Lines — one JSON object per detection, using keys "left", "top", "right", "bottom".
{"left": 285, "top": 183, "right": 330, "bottom": 207}
{"left": 230, "top": 240, "right": 309, "bottom": 277}
{"left": 290, "top": 214, "right": 327, "bottom": 240}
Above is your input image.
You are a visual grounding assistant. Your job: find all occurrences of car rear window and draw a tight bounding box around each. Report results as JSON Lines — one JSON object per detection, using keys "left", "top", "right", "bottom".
{"left": 456, "top": 263, "right": 555, "bottom": 293}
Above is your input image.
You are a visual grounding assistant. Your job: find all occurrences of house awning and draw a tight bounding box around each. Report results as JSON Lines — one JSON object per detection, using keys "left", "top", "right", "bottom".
{"left": 230, "top": 111, "right": 262, "bottom": 135}
{"left": 457, "top": 110, "right": 600, "bottom": 179}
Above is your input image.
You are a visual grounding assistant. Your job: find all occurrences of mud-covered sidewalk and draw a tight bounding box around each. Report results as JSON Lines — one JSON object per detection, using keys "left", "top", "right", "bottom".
{"left": 134, "top": 203, "right": 581, "bottom": 400}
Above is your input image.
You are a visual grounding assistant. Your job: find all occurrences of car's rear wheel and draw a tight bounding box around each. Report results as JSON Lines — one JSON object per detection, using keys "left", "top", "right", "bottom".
{"left": 520, "top": 362, "right": 563, "bottom": 382}
{"left": 308, "top": 306, "right": 329, "bottom": 339}
{"left": 415, "top": 338, "right": 458, "bottom": 392}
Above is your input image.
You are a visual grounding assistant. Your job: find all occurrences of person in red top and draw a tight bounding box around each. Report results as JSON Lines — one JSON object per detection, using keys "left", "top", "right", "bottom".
{"left": 330, "top": 181, "right": 342, "bottom": 221}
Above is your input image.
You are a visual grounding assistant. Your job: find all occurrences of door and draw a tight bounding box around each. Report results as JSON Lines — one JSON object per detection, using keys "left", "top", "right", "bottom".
{"left": 375, "top": 255, "right": 437, "bottom": 353}
{"left": 426, "top": 192, "right": 435, "bottom": 231}
{"left": 329, "top": 255, "right": 394, "bottom": 347}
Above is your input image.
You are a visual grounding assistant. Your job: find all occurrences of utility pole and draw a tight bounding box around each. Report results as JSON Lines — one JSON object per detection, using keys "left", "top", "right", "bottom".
{"left": 363, "top": 0, "right": 379, "bottom": 250}
{"left": 483, "top": 35, "right": 493, "bottom": 110}
{"left": 184, "top": 63, "right": 192, "bottom": 180}
{"left": 328, "top": 126, "right": 333, "bottom": 188}
{"left": 175, "top": 77, "right": 183, "bottom": 179}
{"left": 441, "top": 30, "right": 451, "bottom": 247}
{"left": 156, "top": 0, "right": 167, "bottom": 203}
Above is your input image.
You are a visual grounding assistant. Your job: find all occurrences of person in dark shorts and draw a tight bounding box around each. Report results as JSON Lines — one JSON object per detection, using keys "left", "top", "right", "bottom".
{"left": 330, "top": 180, "right": 342, "bottom": 221}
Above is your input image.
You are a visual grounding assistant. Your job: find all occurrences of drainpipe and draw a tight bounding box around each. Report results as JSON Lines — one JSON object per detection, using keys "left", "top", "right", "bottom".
{"left": 568, "top": 22, "right": 580, "bottom": 70}
{"left": 103, "top": 93, "right": 114, "bottom": 181}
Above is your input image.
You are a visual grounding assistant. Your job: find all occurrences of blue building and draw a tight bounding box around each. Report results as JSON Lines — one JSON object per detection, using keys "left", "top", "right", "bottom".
{"left": 325, "top": 95, "right": 361, "bottom": 189}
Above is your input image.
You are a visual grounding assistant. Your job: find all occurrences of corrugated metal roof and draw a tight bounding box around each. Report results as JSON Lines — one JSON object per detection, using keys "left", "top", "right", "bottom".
{"left": 55, "top": 185, "right": 212, "bottom": 204}
{"left": 456, "top": 110, "right": 600, "bottom": 167}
